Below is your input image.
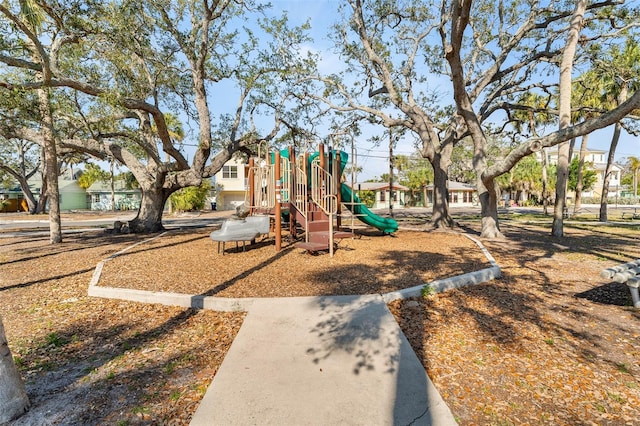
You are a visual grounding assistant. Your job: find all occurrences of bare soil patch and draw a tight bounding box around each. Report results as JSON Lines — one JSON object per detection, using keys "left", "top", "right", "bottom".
{"left": 2, "top": 216, "right": 640, "bottom": 425}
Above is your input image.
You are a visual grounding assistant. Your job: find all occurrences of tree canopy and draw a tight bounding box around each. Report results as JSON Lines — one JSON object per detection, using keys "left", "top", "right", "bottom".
{"left": 0, "top": 0, "right": 317, "bottom": 233}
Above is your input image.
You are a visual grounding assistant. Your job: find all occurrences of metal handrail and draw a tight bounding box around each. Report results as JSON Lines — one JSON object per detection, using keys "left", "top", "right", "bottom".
{"left": 247, "top": 157, "right": 291, "bottom": 209}
{"left": 310, "top": 160, "right": 338, "bottom": 215}
{"left": 310, "top": 159, "right": 338, "bottom": 255}
{"left": 293, "top": 163, "right": 309, "bottom": 242}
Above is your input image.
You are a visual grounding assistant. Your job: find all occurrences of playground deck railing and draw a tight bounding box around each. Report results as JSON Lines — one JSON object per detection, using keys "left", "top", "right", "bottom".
{"left": 248, "top": 157, "right": 291, "bottom": 209}
{"left": 310, "top": 161, "right": 338, "bottom": 216}
{"left": 293, "top": 163, "right": 309, "bottom": 241}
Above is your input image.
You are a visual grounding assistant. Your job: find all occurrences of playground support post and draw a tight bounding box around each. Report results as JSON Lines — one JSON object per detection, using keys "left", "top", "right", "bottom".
{"left": 389, "top": 132, "right": 394, "bottom": 218}
{"left": 248, "top": 158, "right": 255, "bottom": 214}
{"left": 289, "top": 146, "right": 297, "bottom": 239}
{"left": 275, "top": 151, "right": 282, "bottom": 251}
{"left": 336, "top": 151, "right": 342, "bottom": 229}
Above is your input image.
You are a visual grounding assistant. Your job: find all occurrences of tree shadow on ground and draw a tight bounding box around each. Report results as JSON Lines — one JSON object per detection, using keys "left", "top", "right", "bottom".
{"left": 411, "top": 220, "right": 640, "bottom": 368}
{"left": 0, "top": 267, "right": 96, "bottom": 292}
{"left": 305, "top": 247, "right": 488, "bottom": 295}
{"left": 196, "top": 246, "right": 295, "bottom": 297}
{"left": 108, "top": 231, "right": 208, "bottom": 259}
{"left": 303, "top": 295, "right": 438, "bottom": 424}
{"left": 575, "top": 282, "right": 634, "bottom": 307}
{"left": 1, "top": 231, "right": 148, "bottom": 267}
{"left": 12, "top": 304, "right": 240, "bottom": 425}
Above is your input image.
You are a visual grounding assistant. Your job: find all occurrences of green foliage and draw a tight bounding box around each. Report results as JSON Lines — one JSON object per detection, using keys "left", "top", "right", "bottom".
{"left": 421, "top": 284, "right": 435, "bottom": 297}
{"left": 120, "top": 171, "right": 139, "bottom": 190}
{"left": 357, "top": 190, "right": 376, "bottom": 208}
{"left": 44, "top": 332, "right": 68, "bottom": 348}
{"left": 78, "top": 163, "right": 110, "bottom": 189}
{"left": 496, "top": 154, "right": 543, "bottom": 193}
{"left": 396, "top": 155, "right": 433, "bottom": 207}
{"left": 568, "top": 158, "right": 597, "bottom": 192}
{"left": 169, "top": 181, "right": 211, "bottom": 212}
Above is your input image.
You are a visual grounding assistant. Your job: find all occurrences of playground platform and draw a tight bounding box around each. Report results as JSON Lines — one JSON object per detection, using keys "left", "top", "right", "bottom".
{"left": 189, "top": 295, "right": 457, "bottom": 426}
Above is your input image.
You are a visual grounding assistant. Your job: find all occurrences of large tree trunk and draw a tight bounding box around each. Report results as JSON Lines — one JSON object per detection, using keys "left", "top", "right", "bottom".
{"left": 478, "top": 176, "right": 504, "bottom": 238}
{"left": 430, "top": 155, "right": 454, "bottom": 229}
{"left": 128, "top": 187, "right": 170, "bottom": 233}
{"left": 599, "top": 121, "right": 622, "bottom": 222}
{"left": 0, "top": 315, "right": 30, "bottom": 423}
{"left": 38, "top": 88, "right": 62, "bottom": 244}
{"left": 574, "top": 134, "right": 589, "bottom": 212}
{"left": 551, "top": 0, "right": 586, "bottom": 237}
{"left": 11, "top": 174, "right": 38, "bottom": 214}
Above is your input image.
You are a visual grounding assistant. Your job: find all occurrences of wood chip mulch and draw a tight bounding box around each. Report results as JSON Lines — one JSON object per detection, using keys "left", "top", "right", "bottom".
{"left": 2, "top": 217, "right": 640, "bottom": 425}
{"left": 96, "top": 228, "right": 490, "bottom": 297}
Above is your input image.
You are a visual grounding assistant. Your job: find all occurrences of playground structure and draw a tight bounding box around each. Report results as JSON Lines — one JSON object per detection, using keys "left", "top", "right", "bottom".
{"left": 233, "top": 140, "right": 398, "bottom": 256}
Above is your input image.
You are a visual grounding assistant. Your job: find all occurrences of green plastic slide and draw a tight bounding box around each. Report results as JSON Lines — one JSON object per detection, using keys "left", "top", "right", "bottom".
{"left": 340, "top": 184, "right": 398, "bottom": 234}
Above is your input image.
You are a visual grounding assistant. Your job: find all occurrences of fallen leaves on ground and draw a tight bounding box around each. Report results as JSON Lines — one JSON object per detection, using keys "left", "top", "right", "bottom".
{"left": 1, "top": 232, "right": 244, "bottom": 425}
{"left": 390, "top": 221, "right": 640, "bottom": 425}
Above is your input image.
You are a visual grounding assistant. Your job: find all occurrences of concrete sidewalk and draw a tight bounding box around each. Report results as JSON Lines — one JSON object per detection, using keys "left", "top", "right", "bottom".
{"left": 190, "top": 295, "right": 457, "bottom": 426}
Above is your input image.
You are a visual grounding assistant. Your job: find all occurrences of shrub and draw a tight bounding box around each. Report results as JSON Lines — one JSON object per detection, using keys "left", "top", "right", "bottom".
{"left": 170, "top": 181, "right": 211, "bottom": 212}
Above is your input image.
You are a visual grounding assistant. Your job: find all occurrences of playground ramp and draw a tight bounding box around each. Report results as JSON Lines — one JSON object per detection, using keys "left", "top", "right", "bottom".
{"left": 341, "top": 184, "right": 398, "bottom": 234}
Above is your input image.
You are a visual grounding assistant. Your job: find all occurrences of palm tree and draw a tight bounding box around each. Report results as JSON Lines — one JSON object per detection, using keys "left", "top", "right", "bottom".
{"left": 512, "top": 91, "right": 556, "bottom": 213}
{"left": 510, "top": 155, "right": 543, "bottom": 205}
{"left": 571, "top": 69, "right": 606, "bottom": 212}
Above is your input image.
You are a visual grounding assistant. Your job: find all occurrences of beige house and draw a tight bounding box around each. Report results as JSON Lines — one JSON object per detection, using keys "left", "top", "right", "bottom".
{"left": 426, "top": 181, "right": 477, "bottom": 207}
{"left": 348, "top": 182, "right": 409, "bottom": 209}
{"left": 214, "top": 157, "right": 249, "bottom": 210}
{"left": 543, "top": 147, "right": 623, "bottom": 199}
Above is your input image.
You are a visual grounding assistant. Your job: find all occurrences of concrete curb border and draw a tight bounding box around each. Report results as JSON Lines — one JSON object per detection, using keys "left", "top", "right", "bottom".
{"left": 88, "top": 231, "right": 502, "bottom": 311}
{"left": 381, "top": 233, "right": 501, "bottom": 302}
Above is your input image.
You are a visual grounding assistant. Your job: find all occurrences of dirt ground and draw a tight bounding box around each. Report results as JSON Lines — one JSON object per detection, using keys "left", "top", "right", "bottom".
{"left": 2, "top": 213, "right": 640, "bottom": 425}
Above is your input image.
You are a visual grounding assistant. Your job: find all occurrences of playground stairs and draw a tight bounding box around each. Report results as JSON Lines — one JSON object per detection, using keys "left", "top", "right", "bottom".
{"left": 293, "top": 202, "right": 352, "bottom": 253}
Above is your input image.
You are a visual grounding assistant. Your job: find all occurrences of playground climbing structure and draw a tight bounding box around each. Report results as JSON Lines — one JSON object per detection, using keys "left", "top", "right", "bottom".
{"left": 245, "top": 143, "right": 398, "bottom": 255}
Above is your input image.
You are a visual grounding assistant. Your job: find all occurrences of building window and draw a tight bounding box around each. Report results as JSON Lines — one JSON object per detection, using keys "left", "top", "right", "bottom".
{"left": 92, "top": 194, "right": 100, "bottom": 203}
{"left": 379, "top": 190, "right": 385, "bottom": 202}
{"left": 222, "top": 165, "right": 238, "bottom": 179}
